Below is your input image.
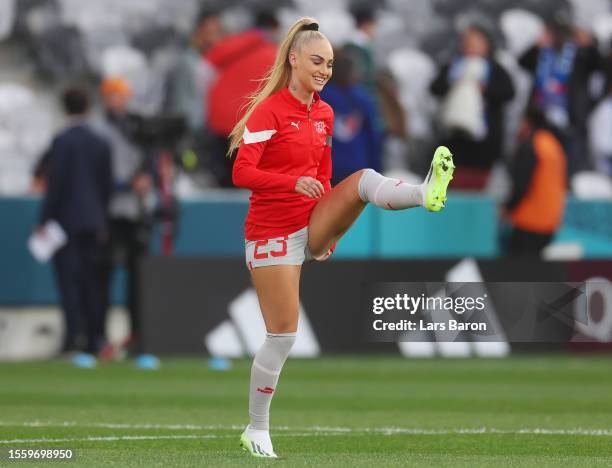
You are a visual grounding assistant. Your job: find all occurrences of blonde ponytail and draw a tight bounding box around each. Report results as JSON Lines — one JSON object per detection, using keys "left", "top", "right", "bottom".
{"left": 226, "top": 17, "right": 325, "bottom": 157}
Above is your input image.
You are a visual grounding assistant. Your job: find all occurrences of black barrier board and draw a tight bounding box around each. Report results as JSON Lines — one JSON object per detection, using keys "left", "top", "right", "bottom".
{"left": 140, "top": 258, "right": 612, "bottom": 354}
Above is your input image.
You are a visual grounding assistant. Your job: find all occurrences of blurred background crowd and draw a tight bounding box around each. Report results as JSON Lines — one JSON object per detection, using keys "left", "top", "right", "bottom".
{"left": 1, "top": 0, "right": 611, "bottom": 195}
{"left": 1, "top": 0, "right": 612, "bottom": 360}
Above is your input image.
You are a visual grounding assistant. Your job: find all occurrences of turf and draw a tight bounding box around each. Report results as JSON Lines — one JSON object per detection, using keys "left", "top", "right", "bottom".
{"left": 1, "top": 355, "right": 612, "bottom": 467}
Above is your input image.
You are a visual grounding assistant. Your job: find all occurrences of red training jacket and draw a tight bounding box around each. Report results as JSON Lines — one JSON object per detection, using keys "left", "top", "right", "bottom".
{"left": 233, "top": 87, "right": 334, "bottom": 240}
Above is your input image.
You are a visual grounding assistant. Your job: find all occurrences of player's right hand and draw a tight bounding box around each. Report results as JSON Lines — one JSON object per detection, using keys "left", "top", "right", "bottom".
{"left": 295, "top": 176, "right": 324, "bottom": 199}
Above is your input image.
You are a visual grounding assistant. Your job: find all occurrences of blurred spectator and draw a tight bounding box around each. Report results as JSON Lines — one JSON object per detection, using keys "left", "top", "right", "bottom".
{"left": 519, "top": 12, "right": 602, "bottom": 177}
{"left": 165, "top": 8, "right": 222, "bottom": 132}
{"left": 504, "top": 107, "right": 567, "bottom": 255}
{"left": 164, "top": 8, "right": 222, "bottom": 185}
{"left": 344, "top": 7, "right": 406, "bottom": 171}
{"left": 385, "top": 48, "right": 436, "bottom": 172}
{"left": 204, "top": 10, "right": 279, "bottom": 186}
{"left": 376, "top": 69, "right": 408, "bottom": 142}
{"left": 345, "top": 6, "right": 377, "bottom": 93}
{"left": 604, "top": 40, "right": 612, "bottom": 99}
{"left": 320, "top": 48, "right": 384, "bottom": 185}
{"left": 588, "top": 39, "right": 612, "bottom": 178}
{"left": 431, "top": 23, "right": 515, "bottom": 190}
{"left": 589, "top": 78, "right": 612, "bottom": 178}
{"left": 36, "top": 86, "right": 112, "bottom": 354}
{"left": 94, "top": 77, "right": 154, "bottom": 359}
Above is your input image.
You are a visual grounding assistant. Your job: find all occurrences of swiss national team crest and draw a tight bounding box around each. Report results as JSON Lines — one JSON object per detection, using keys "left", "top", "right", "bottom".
{"left": 314, "top": 121, "right": 326, "bottom": 134}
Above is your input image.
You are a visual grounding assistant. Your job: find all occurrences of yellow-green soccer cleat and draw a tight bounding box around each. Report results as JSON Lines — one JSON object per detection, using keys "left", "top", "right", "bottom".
{"left": 240, "top": 428, "right": 278, "bottom": 458}
{"left": 424, "top": 145, "right": 454, "bottom": 212}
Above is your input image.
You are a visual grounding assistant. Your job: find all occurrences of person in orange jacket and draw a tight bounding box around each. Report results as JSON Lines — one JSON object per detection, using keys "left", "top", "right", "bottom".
{"left": 504, "top": 106, "right": 567, "bottom": 255}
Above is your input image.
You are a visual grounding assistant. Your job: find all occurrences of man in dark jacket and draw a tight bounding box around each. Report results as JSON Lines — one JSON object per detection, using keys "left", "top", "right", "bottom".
{"left": 37, "top": 87, "right": 112, "bottom": 354}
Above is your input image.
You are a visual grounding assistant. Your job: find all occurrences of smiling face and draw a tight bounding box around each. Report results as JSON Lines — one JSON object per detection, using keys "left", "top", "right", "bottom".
{"left": 288, "top": 37, "right": 334, "bottom": 94}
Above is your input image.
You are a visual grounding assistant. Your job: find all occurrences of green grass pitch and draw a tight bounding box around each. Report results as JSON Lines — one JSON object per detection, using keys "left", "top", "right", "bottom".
{"left": 1, "top": 355, "right": 612, "bottom": 467}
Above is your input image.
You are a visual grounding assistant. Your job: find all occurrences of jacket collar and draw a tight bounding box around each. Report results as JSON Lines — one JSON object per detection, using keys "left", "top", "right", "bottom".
{"left": 281, "top": 87, "right": 320, "bottom": 112}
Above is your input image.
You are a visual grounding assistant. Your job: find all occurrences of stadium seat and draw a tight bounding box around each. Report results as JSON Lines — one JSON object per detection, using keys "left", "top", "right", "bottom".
{"left": 316, "top": 9, "right": 355, "bottom": 47}
{"left": 495, "top": 49, "right": 533, "bottom": 155}
{"left": 593, "top": 14, "right": 612, "bottom": 50}
{"left": 81, "top": 26, "right": 129, "bottom": 74}
{"left": 387, "top": 47, "right": 437, "bottom": 140}
{"left": 0, "top": 0, "right": 15, "bottom": 40}
{"left": 292, "top": 0, "right": 347, "bottom": 17}
{"left": 542, "top": 242, "right": 584, "bottom": 261}
{"left": 278, "top": 7, "right": 354, "bottom": 50}
{"left": 385, "top": 0, "right": 434, "bottom": 43}
{"left": 569, "top": 0, "right": 612, "bottom": 33}
{"left": 0, "top": 157, "right": 32, "bottom": 195}
{"left": 571, "top": 171, "right": 612, "bottom": 199}
{"left": 0, "top": 83, "right": 53, "bottom": 194}
{"left": 484, "top": 161, "right": 512, "bottom": 200}
{"left": 499, "top": 9, "right": 544, "bottom": 57}
{"left": 101, "top": 45, "right": 147, "bottom": 79}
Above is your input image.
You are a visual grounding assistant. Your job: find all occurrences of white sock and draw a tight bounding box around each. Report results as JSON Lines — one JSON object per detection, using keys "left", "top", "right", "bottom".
{"left": 249, "top": 332, "right": 296, "bottom": 431}
{"left": 357, "top": 168, "right": 426, "bottom": 210}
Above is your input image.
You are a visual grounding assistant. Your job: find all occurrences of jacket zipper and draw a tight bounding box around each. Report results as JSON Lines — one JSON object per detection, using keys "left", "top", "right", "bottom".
{"left": 308, "top": 107, "right": 313, "bottom": 148}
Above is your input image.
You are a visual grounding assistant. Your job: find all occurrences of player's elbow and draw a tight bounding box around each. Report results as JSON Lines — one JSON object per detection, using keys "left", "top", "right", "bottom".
{"left": 232, "top": 164, "right": 247, "bottom": 189}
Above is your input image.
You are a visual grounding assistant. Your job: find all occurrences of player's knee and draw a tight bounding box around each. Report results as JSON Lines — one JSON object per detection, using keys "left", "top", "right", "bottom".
{"left": 308, "top": 246, "right": 326, "bottom": 259}
{"left": 266, "top": 318, "right": 297, "bottom": 334}
{"left": 266, "top": 324, "right": 297, "bottom": 334}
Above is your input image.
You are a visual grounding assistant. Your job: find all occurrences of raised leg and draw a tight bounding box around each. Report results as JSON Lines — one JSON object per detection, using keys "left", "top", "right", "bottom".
{"left": 307, "top": 170, "right": 368, "bottom": 258}
{"left": 308, "top": 146, "right": 454, "bottom": 258}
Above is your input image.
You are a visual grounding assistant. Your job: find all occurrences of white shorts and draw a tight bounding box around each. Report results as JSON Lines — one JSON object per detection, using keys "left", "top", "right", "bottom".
{"left": 245, "top": 226, "right": 333, "bottom": 271}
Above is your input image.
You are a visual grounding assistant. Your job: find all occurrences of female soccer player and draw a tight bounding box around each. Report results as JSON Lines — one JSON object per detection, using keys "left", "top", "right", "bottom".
{"left": 230, "top": 17, "right": 454, "bottom": 458}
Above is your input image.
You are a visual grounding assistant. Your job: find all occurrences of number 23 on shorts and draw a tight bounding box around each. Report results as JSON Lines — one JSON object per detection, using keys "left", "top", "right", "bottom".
{"left": 253, "top": 237, "right": 288, "bottom": 259}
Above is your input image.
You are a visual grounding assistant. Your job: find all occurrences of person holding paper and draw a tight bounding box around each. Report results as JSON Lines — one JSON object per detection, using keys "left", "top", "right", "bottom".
{"left": 36, "top": 87, "right": 112, "bottom": 354}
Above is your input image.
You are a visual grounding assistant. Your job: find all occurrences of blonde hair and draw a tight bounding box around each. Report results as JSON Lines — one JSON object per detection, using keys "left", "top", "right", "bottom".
{"left": 227, "top": 17, "right": 327, "bottom": 156}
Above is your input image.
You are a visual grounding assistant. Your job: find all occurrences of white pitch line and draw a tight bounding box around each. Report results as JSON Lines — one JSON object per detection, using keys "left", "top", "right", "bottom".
{"left": 0, "top": 434, "right": 229, "bottom": 445}
{"left": 0, "top": 421, "right": 244, "bottom": 431}
{"left": 1, "top": 421, "right": 611, "bottom": 438}
{"left": 361, "top": 427, "right": 612, "bottom": 436}
{"left": 0, "top": 433, "right": 344, "bottom": 445}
